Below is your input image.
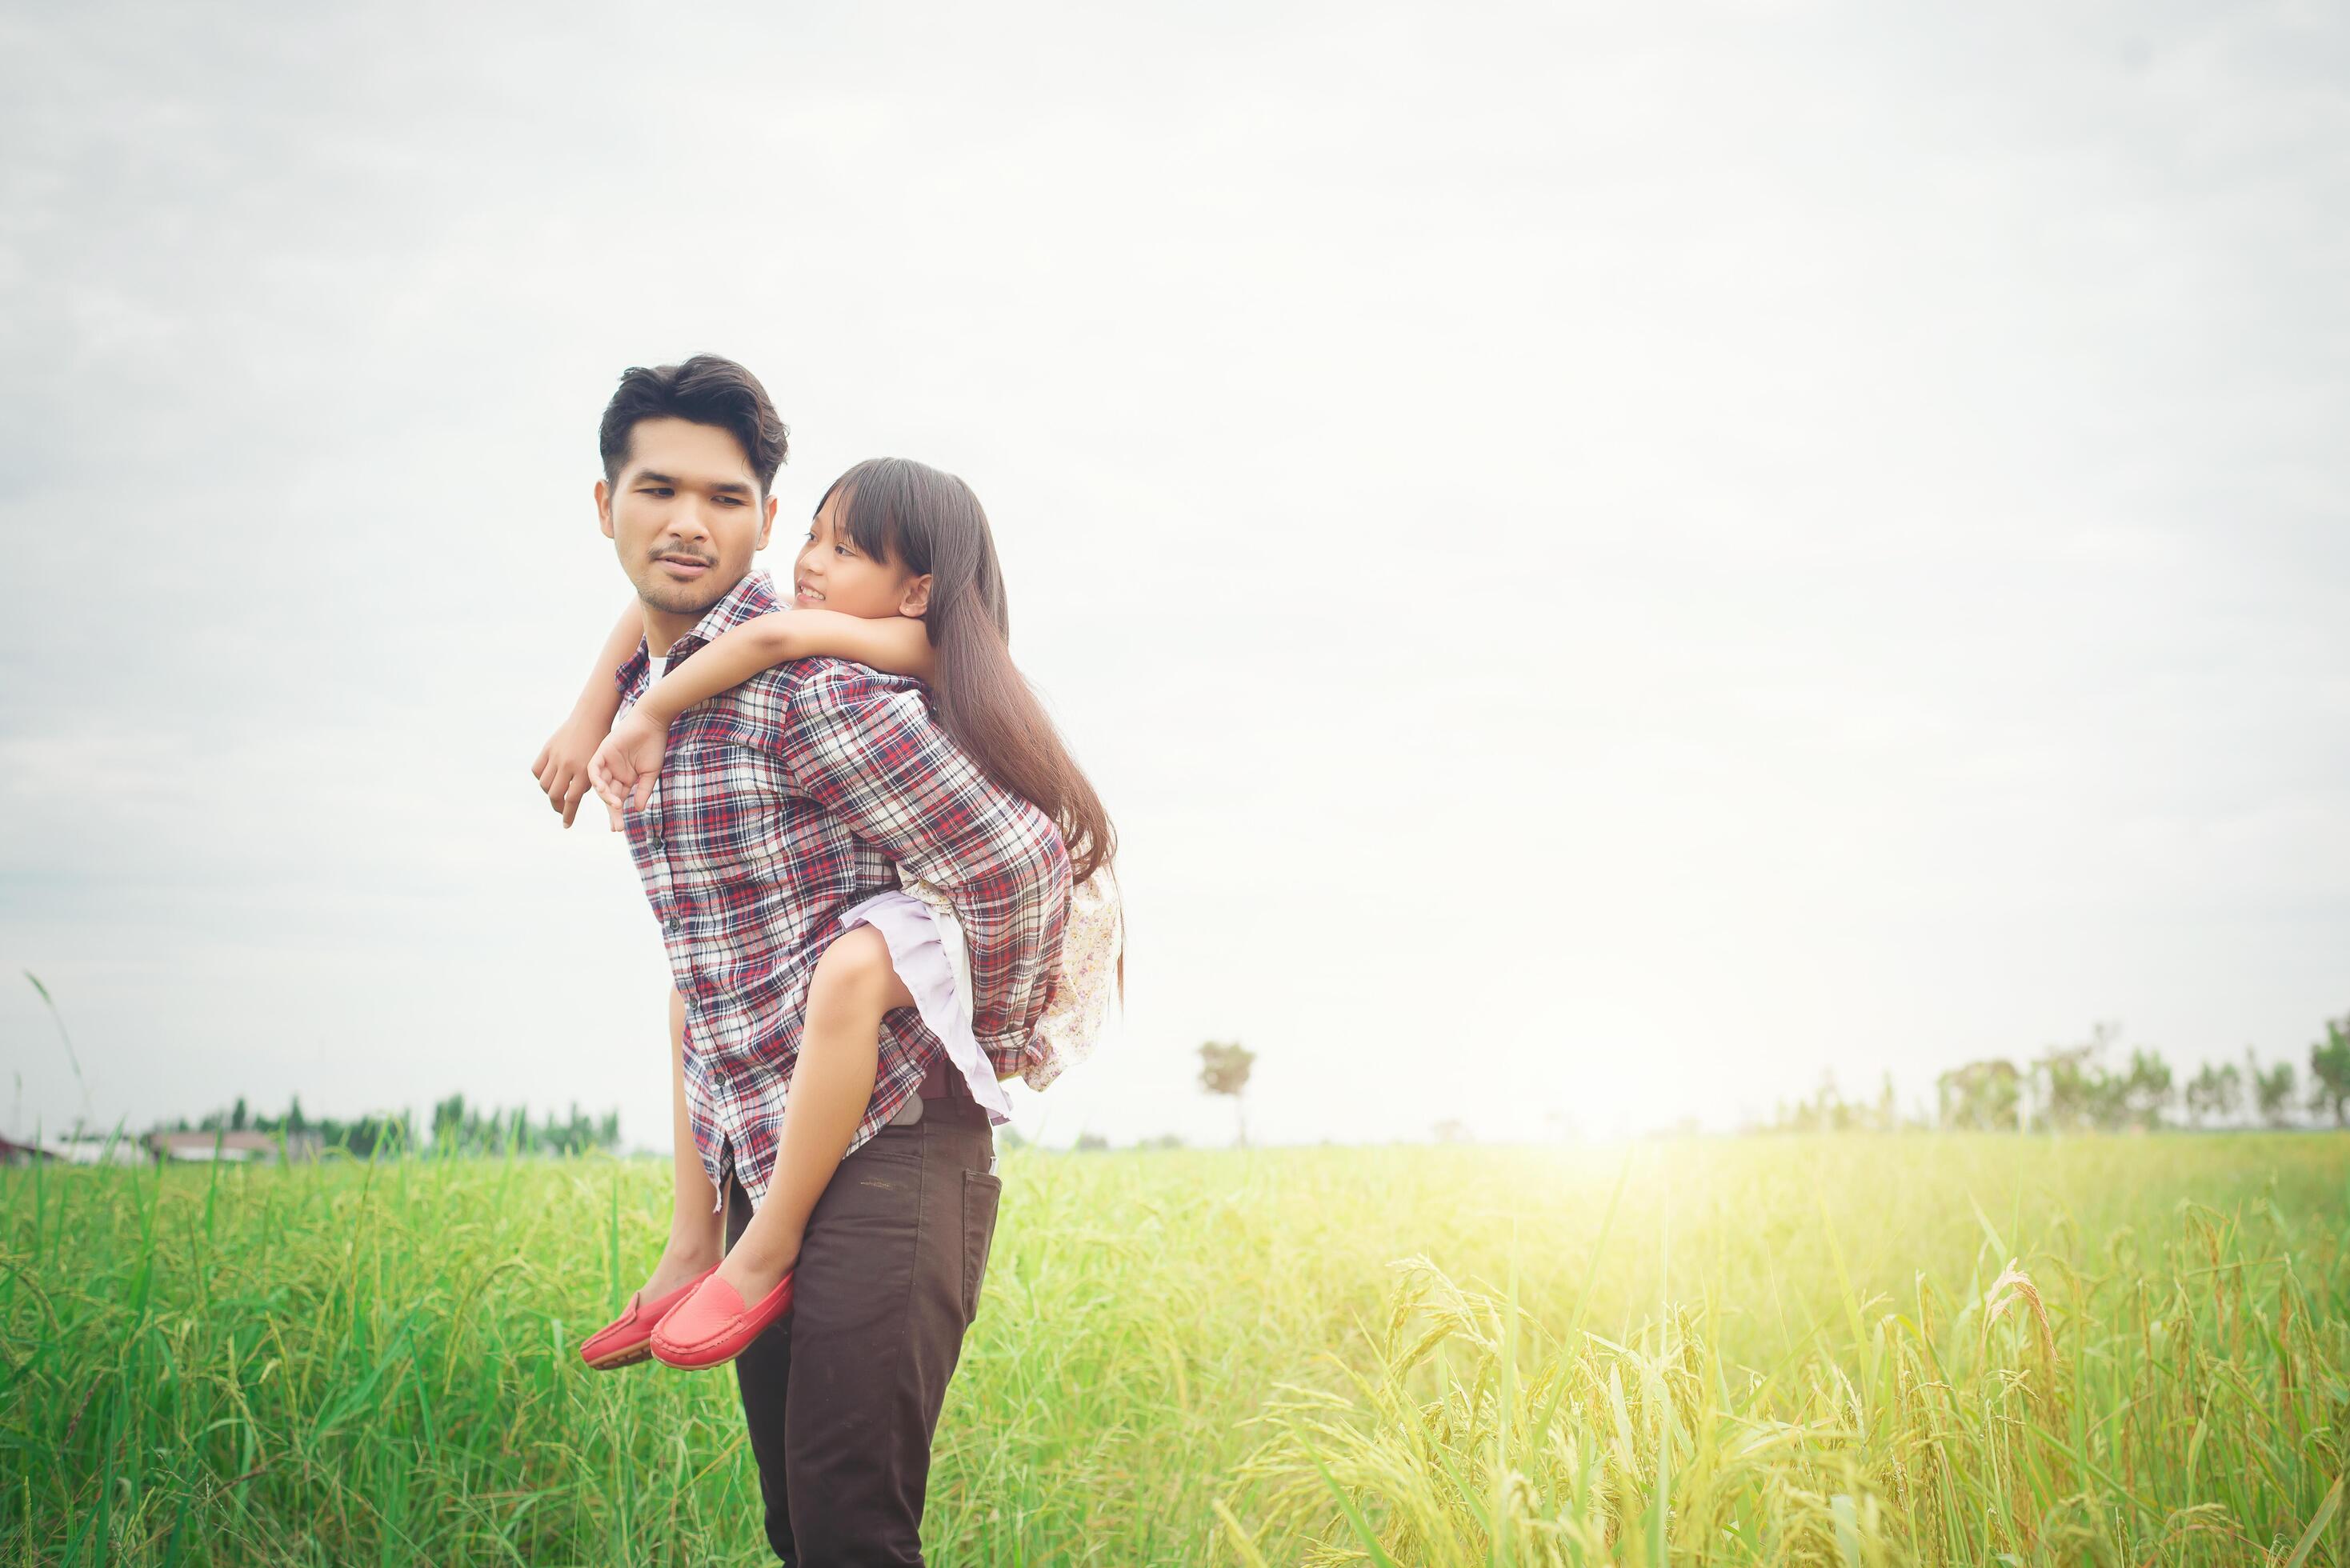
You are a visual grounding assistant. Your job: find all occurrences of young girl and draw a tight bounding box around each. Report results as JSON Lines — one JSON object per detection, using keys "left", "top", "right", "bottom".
{"left": 535, "top": 456, "right": 1121, "bottom": 1370}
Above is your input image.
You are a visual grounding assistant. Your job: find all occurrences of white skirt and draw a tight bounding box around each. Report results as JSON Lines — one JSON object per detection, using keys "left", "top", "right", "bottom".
{"left": 834, "top": 888, "right": 1014, "bottom": 1123}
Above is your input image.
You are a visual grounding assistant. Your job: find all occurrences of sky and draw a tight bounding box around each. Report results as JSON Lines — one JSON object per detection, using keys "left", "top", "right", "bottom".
{"left": 2, "top": 0, "right": 2345, "bottom": 1151}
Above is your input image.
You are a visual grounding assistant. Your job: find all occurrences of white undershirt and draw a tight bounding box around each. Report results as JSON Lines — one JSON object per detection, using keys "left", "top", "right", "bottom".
{"left": 647, "top": 654, "right": 669, "bottom": 686}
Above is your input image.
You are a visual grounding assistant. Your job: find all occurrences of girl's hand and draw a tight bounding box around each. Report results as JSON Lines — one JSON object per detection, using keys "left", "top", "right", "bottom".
{"left": 530, "top": 714, "right": 610, "bottom": 829}
{"left": 590, "top": 708, "right": 673, "bottom": 816}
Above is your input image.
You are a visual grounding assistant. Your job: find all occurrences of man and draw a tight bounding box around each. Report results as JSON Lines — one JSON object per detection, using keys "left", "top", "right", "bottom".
{"left": 555, "top": 354, "right": 1070, "bottom": 1563}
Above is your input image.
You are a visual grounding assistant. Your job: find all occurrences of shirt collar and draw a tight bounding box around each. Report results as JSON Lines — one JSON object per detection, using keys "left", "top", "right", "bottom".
{"left": 612, "top": 568, "right": 780, "bottom": 695}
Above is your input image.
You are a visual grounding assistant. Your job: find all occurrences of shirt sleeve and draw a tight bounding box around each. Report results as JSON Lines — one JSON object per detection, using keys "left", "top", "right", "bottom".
{"left": 778, "top": 660, "right": 1072, "bottom": 1066}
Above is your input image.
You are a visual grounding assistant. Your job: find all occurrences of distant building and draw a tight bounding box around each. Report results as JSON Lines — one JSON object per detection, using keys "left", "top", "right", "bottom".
{"left": 145, "top": 1130, "right": 323, "bottom": 1164}
{"left": 1, "top": 1134, "right": 146, "bottom": 1166}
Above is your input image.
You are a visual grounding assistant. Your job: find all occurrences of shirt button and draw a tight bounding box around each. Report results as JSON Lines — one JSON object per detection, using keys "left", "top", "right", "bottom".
{"left": 665, "top": 917, "right": 682, "bottom": 934}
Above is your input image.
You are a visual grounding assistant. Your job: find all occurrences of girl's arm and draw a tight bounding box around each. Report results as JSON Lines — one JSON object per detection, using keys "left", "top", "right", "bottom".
{"left": 529, "top": 600, "right": 643, "bottom": 828}
{"left": 591, "top": 610, "right": 934, "bottom": 814}
{"left": 631, "top": 610, "right": 934, "bottom": 726}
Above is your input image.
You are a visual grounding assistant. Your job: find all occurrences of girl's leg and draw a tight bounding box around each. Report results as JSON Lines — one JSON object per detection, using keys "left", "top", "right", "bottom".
{"left": 642, "top": 984, "right": 723, "bottom": 1298}
{"left": 711, "top": 925, "right": 909, "bottom": 1302}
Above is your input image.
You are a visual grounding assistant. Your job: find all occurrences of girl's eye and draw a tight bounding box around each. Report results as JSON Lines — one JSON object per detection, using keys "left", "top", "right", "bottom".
{"left": 835, "top": 544, "right": 852, "bottom": 557}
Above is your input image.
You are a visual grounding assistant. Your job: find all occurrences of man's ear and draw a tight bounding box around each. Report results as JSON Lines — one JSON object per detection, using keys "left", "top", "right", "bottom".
{"left": 899, "top": 574, "right": 935, "bottom": 617}
{"left": 756, "top": 491, "right": 779, "bottom": 550}
{"left": 595, "top": 478, "right": 615, "bottom": 539}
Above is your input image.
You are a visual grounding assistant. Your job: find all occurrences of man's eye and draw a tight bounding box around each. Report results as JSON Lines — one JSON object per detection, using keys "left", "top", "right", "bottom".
{"left": 642, "top": 486, "right": 671, "bottom": 497}
{"left": 717, "top": 496, "right": 743, "bottom": 506}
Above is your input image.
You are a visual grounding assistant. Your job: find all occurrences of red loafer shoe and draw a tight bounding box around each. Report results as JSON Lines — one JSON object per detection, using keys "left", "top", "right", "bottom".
{"left": 649, "top": 1268, "right": 795, "bottom": 1370}
{"left": 579, "top": 1266, "right": 718, "bottom": 1371}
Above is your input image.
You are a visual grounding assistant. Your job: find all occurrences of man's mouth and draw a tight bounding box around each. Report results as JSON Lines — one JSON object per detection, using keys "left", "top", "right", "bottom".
{"left": 657, "top": 554, "right": 712, "bottom": 578}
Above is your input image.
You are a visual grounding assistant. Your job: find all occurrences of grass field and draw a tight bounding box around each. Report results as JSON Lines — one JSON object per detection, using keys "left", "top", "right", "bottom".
{"left": 3, "top": 1134, "right": 2345, "bottom": 1565}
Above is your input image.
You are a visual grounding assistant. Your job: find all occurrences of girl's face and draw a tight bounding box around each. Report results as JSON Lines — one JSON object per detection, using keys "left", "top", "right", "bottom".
{"left": 794, "top": 490, "right": 931, "bottom": 619}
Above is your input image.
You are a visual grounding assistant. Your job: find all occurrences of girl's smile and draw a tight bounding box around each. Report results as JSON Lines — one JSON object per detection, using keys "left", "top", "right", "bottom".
{"left": 794, "top": 487, "right": 929, "bottom": 620}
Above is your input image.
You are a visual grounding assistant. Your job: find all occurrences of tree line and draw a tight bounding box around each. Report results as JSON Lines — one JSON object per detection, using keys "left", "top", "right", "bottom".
{"left": 1769, "top": 1012, "right": 2350, "bottom": 1134}
{"left": 151, "top": 1093, "right": 623, "bottom": 1158}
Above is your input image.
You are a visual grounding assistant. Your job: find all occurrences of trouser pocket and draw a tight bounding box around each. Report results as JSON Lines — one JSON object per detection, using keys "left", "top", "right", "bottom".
{"left": 961, "top": 1168, "right": 1003, "bottom": 1323}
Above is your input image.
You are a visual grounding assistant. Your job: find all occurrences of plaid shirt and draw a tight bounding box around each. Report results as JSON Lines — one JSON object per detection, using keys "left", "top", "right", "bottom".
{"left": 611, "top": 569, "right": 1071, "bottom": 1209}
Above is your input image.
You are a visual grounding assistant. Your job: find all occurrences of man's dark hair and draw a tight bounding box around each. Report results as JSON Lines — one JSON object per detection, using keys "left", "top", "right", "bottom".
{"left": 598, "top": 354, "right": 790, "bottom": 494}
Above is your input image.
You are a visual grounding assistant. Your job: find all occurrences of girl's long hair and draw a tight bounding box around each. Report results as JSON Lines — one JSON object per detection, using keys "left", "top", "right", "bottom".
{"left": 818, "top": 458, "right": 1117, "bottom": 887}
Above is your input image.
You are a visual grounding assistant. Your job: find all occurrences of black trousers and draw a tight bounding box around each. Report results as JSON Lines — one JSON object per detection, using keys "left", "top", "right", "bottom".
{"left": 723, "top": 1090, "right": 1002, "bottom": 1566}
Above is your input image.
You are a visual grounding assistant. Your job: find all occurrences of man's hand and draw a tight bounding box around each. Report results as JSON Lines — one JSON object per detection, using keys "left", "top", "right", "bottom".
{"left": 530, "top": 714, "right": 611, "bottom": 828}
{"left": 591, "top": 708, "right": 673, "bottom": 816}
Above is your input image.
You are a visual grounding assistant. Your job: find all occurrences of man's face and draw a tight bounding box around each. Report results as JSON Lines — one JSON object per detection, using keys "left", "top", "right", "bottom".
{"left": 597, "top": 416, "right": 779, "bottom": 620}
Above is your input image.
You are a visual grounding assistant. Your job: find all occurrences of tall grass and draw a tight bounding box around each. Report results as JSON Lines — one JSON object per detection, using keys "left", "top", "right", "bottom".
{"left": 2, "top": 1136, "right": 2344, "bottom": 1564}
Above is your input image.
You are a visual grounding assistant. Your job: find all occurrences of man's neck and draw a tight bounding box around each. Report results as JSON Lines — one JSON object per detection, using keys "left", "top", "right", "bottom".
{"left": 639, "top": 568, "right": 759, "bottom": 662}
{"left": 641, "top": 605, "right": 700, "bottom": 662}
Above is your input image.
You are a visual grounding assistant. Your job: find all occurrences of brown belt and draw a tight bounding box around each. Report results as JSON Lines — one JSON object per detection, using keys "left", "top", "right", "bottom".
{"left": 917, "top": 1054, "right": 951, "bottom": 1098}
{"left": 885, "top": 1054, "right": 968, "bottom": 1129}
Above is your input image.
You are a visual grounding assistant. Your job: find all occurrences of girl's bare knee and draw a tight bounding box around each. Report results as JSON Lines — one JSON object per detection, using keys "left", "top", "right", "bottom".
{"left": 807, "top": 924, "right": 896, "bottom": 1025}
{"left": 815, "top": 925, "right": 892, "bottom": 990}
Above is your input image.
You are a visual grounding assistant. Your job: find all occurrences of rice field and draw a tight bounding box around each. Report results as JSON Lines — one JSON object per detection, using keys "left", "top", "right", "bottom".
{"left": 3, "top": 1134, "right": 2345, "bottom": 1565}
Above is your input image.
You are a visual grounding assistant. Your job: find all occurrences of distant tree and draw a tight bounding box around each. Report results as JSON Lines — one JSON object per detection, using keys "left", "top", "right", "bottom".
{"left": 1431, "top": 1118, "right": 1470, "bottom": 1145}
{"left": 2088, "top": 1063, "right": 2133, "bottom": 1131}
{"left": 286, "top": 1096, "right": 306, "bottom": 1138}
{"left": 522, "top": 1101, "right": 610, "bottom": 1156}
{"left": 432, "top": 1094, "right": 466, "bottom": 1151}
{"left": 1937, "top": 1059, "right": 2022, "bottom": 1131}
{"left": 2036, "top": 1022, "right": 2130, "bottom": 1131}
{"left": 2252, "top": 1054, "right": 2298, "bottom": 1128}
{"left": 230, "top": 1096, "right": 249, "bottom": 1133}
{"left": 2310, "top": 1014, "right": 2350, "bottom": 1128}
{"left": 2184, "top": 1062, "right": 2242, "bottom": 1128}
{"left": 1816, "top": 1070, "right": 1852, "bottom": 1132}
{"left": 2123, "top": 1049, "right": 2174, "bottom": 1130}
{"left": 1198, "top": 1040, "right": 1255, "bottom": 1148}
{"left": 1073, "top": 1130, "right": 1111, "bottom": 1153}
{"left": 336, "top": 1110, "right": 413, "bottom": 1160}
{"left": 2217, "top": 1059, "right": 2244, "bottom": 1124}
{"left": 1765, "top": 1070, "right": 1848, "bottom": 1134}
{"left": 2034, "top": 1033, "right": 2101, "bottom": 1132}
